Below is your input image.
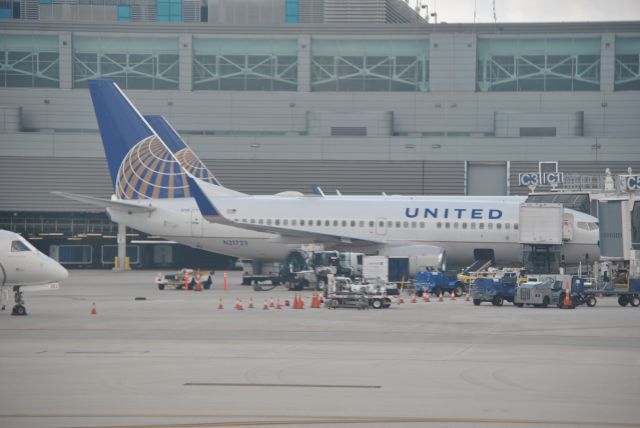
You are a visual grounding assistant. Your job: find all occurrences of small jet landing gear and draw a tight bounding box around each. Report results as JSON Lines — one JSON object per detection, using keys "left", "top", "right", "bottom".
{"left": 11, "top": 286, "right": 27, "bottom": 316}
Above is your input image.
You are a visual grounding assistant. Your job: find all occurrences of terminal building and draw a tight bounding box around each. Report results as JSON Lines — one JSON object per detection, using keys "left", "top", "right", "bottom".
{"left": 0, "top": 0, "right": 639, "bottom": 268}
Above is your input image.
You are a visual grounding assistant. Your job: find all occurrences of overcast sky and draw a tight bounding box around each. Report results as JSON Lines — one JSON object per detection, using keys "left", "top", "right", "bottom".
{"left": 408, "top": 0, "right": 640, "bottom": 23}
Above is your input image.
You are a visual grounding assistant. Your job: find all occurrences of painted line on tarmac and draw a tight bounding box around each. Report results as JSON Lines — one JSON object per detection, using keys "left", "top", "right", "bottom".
{"left": 184, "top": 382, "right": 381, "bottom": 389}
{"left": 16, "top": 416, "right": 640, "bottom": 428}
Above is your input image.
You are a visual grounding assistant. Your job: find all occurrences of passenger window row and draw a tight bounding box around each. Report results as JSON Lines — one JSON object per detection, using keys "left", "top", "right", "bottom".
{"left": 436, "top": 222, "right": 518, "bottom": 230}
{"left": 232, "top": 218, "right": 518, "bottom": 231}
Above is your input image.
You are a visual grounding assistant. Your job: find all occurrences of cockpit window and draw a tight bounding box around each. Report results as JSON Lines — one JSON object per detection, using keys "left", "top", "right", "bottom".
{"left": 577, "top": 221, "right": 590, "bottom": 231}
{"left": 11, "top": 240, "right": 30, "bottom": 252}
{"left": 589, "top": 222, "right": 599, "bottom": 231}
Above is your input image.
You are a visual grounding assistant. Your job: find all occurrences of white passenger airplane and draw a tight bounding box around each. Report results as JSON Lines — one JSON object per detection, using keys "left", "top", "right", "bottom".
{"left": 57, "top": 79, "right": 599, "bottom": 271}
{"left": 0, "top": 230, "right": 69, "bottom": 315}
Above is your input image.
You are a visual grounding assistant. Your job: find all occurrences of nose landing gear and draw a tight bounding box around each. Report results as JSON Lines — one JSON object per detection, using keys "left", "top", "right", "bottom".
{"left": 10, "top": 286, "right": 27, "bottom": 316}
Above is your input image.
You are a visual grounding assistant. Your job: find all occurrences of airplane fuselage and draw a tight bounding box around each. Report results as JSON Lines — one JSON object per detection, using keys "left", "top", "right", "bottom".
{"left": 108, "top": 195, "right": 599, "bottom": 267}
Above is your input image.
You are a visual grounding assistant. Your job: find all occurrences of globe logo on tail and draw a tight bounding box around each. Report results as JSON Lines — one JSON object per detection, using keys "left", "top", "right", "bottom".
{"left": 116, "top": 135, "right": 191, "bottom": 200}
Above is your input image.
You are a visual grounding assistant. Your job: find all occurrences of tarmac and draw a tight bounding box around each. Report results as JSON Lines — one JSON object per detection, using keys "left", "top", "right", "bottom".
{"left": 1, "top": 269, "right": 639, "bottom": 428}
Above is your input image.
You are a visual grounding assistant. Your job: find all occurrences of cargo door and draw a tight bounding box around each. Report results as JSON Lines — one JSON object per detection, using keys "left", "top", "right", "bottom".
{"left": 191, "top": 209, "right": 203, "bottom": 237}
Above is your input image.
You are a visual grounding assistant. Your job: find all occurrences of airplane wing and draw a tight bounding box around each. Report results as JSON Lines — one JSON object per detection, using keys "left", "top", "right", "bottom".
{"left": 52, "top": 191, "right": 155, "bottom": 213}
{"left": 186, "top": 176, "right": 386, "bottom": 246}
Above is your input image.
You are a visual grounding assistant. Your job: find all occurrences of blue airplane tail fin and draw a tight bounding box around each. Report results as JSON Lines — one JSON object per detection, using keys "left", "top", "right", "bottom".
{"left": 88, "top": 79, "right": 191, "bottom": 200}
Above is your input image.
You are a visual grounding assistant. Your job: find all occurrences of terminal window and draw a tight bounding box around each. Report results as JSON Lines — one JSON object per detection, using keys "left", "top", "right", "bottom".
{"left": 477, "top": 37, "right": 601, "bottom": 92}
{"left": 615, "top": 37, "right": 640, "bottom": 91}
{"left": 117, "top": 5, "right": 131, "bottom": 21}
{"left": 193, "top": 38, "right": 297, "bottom": 91}
{"left": 0, "top": 35, "right": 59, "bottom": 88}
{"left": 157, "top": 0, "right": 182, "bottom": 22}
{"left": 73, "top": 36, "right": 179, "bottom": 89}
{"left": 311, "top": 39, "right": 429, "bottom": 92}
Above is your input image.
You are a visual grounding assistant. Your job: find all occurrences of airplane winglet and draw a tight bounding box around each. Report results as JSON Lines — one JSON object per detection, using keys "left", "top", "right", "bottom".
{"left": 311, "top": 185, "right": 325, "bottom": 197}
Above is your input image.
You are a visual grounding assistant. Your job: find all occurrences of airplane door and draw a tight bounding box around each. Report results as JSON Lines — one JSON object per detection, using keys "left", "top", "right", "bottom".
{"left": 191, "top": 209, "right": 204, "bottom": 237}
{"left": 376, "top": 218, "right": 387, "bottom": 235}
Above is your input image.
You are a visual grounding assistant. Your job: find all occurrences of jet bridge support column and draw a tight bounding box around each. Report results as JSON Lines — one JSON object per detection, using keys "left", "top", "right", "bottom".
{"left": 113, "top": 223, "right": 128, "bottom": 271}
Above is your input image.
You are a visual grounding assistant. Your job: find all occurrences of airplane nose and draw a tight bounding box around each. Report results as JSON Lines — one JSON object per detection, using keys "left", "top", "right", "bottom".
{"left": 53, "top": 262, "right": 69, "bottom": 281}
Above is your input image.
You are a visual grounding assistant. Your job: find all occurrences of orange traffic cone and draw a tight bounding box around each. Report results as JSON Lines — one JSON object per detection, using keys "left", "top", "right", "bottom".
{"left": 311, "top": 293, "right": 321, "bottom": 309}
{"left": 423, "top": 292, "right": 430, "bottom": 303}
{"left": 292, "top": 294, "right": 300, "bottom": 309}
{"left": 217, "top": 298, "right": 224, "bottom": 310}
{"left": 438, "top": 292, "right": 444, "bottom": 302}
{"left": 450, "top": 291, "right": 456, "bottom": 301}
{"left": 235, "top": 298, "right": 244, "bottom": 311}
{"left": 269, "top": 297, "right": 275, "bottom": 308}
{"left": 90, "top": 302, "right": 97, "bottom": 315}
{"left": 248, "top": 297, "right": 255, "bottom": 309}
{"left": 410, "top": 293, "right": 417, "bottom": 303}
{"left": 263, "top": 299, "right": 269, "bottom": 310}
{"left": 465, "top": 290, "right": 471, "bottom": 302}
{"left": 397, "top": 294, "right": 404, "bottom": 305}
{"left": 563, "top": 289, "right": 573, "bottom": 309}
{"left": 276, "top": 298, "right": 283, "bottom": 309}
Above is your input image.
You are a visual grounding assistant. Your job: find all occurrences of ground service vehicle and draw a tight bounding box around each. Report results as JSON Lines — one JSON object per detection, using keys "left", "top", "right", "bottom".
{"left": 325, "top": 292, "right": 369, "bottom": 310}
{"left": 514, "top": 278, "right": 560, "bottom": 308}
{"left": 156, "top": 269, "right": 213, "bottom": 290}
{"left": 249, "top": 250, "right": 365, "bottom": 291}
{"left": 241, "top": 261, "right": 282, "bottom": 287}
{"left": 414, "top": 271, "right": 465, "bottom": 297}
{"left": 514, "top": 276, "right": 596, "bottom": 308}
{"left": 325, "top": 277, "right": 391, "bottom": 309}
{"left": 615, "top": 278, "right": 640, "bottom": 307}
{"left": 603, "top": 269, "right": 640, "bottom": 307}
{"left": 470, "top": 277, "right": 517, "bottom": 306}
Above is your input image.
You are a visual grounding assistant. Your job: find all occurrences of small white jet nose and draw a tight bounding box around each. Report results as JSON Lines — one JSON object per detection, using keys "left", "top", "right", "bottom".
{"left": 49, "top": 259, "right": 69, "bottom": 282}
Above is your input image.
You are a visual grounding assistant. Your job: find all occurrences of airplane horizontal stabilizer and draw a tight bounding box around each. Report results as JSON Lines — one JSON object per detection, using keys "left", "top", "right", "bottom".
{"left": 52, "top": 192, "right": 155, "bottom": 213}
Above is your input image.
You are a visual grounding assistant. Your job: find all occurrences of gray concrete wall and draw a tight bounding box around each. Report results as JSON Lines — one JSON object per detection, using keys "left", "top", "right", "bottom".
{"left": 1, "top": 88, "right": 639, "bottom": 138}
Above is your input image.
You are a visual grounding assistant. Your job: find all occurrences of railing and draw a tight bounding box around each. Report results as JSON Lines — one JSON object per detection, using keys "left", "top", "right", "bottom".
{"left": 553, "top": 173, "right": 628, "bottom": 193}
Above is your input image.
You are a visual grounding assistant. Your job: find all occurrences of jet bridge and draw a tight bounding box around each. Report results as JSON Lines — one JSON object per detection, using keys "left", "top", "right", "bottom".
{"left": 519, "top": 203, "right": 566, "bottom": 274}
{"left": 596, "top": 175, "right": 640, "bottom": 300}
